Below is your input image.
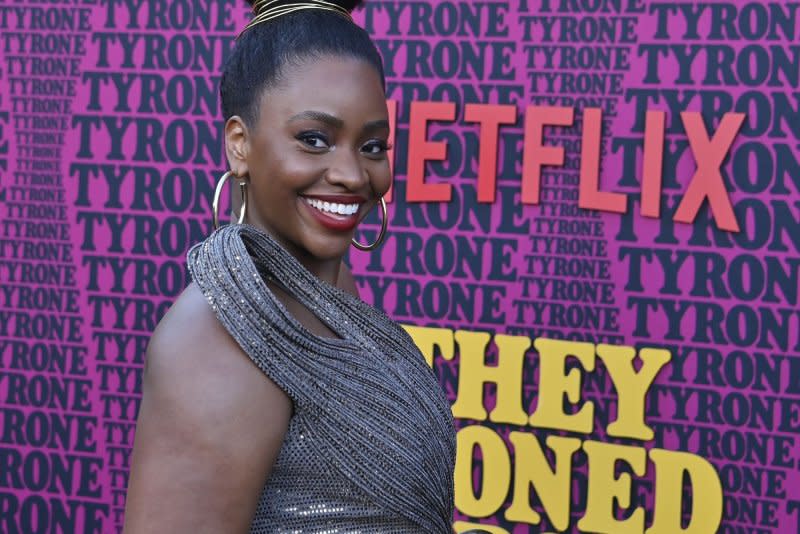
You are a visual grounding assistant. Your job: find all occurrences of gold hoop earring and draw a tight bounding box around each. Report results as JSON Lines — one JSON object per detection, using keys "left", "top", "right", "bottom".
{"left": 352, "top": 197, "right": 388, "bottom": 251}
{"left": 212, "top": 171, "right": 247, "bottom": 230}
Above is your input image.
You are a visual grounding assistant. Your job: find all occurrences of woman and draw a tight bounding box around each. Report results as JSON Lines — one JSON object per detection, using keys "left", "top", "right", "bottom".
{"left": 122, "top": 0, "right": 456, "bottom": 532}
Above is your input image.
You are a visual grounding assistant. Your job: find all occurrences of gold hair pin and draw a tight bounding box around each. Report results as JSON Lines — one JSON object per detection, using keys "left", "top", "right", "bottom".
{"left": 240, "top": 0, "right": 353, "bottom": 37}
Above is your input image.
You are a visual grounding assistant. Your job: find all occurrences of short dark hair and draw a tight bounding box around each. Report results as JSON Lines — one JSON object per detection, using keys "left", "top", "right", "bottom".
{"left": 220, "top": 0, "right": 385, "bottom": 127}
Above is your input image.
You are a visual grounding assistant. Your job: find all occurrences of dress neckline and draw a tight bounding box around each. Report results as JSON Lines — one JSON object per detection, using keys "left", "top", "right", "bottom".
{"left": 236, "top": 224, "right": 361, "bottom": 350}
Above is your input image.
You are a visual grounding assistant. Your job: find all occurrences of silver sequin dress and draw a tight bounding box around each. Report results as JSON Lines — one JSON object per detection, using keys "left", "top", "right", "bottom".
{"left": 187, "top": 224, "right": 457, "bottom": 533}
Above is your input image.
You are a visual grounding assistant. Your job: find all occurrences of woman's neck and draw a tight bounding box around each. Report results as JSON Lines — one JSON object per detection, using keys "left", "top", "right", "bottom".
{"left": 247, "top": 220, "right": 343, "bottom": 287}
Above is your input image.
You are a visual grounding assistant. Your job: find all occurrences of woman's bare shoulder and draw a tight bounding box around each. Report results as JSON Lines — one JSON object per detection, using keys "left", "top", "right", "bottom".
{"left": 124, "top": 282, "right": 292, "bottom": 533}
{"left": 145, "top": 282, "right": 233, "bottom": 374}
{"left": 142, "top": 281, "right": 292, "bottom": 446}
{"left": 144, "top": 285, "right": 259, "bottom": 405}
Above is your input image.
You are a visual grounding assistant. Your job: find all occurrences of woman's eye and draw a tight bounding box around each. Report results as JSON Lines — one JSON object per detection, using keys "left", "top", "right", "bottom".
{"left": 362, "top": 140, "right": 391, "bottom": 155}
{"left": 297, "top": 132, "right": 329, "bottom": 149}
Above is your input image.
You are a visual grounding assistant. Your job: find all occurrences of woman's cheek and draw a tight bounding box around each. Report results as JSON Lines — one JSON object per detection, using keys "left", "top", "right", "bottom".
{"left": 373, "top": 163, "right": 393, "bottom": 196}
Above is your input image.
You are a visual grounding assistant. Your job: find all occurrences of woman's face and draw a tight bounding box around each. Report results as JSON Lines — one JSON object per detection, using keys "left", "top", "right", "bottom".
{"left": 226, "top": 55, "right": 391, "bottom": 272}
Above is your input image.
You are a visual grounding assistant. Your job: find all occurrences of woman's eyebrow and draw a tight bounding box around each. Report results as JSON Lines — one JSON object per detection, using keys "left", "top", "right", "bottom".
{"left": 362, "top": 119, "right": 390, "bottom": 134}
{"left": 287, "top": 112, "right": 389, "bottom": 135}
{"left": 288, "top": 110, "right": 344, "bottom": 128}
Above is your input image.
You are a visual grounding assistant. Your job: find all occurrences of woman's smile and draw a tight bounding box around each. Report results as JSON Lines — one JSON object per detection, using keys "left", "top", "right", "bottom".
{"left": 299, "top": 194, "right": 366, "bottom": 232}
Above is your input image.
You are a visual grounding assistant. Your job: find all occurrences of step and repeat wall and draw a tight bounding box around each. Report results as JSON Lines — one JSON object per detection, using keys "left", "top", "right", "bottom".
{"left": 1, "top": 1, "right": 799, "bottom": 533}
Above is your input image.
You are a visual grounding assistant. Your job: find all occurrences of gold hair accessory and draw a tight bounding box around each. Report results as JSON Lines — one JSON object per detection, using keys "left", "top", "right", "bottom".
{"left": 212, "top": 171, "right": 248, "bottom": 230}
{"left": 352, "top": 196, "right": 387, "bottom": 251}
{"left": 240, "top": 0, "right": 353, "bottom": 37}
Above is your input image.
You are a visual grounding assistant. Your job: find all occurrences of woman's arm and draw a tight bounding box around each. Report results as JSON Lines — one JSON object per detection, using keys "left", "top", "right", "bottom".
{"left": 123, "top": 283, "right": 292, "bottom": 533}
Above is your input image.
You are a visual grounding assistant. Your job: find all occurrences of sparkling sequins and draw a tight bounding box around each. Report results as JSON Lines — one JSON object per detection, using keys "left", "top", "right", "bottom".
{"left": 187, "top": 224, "right": 456, "bottom": 533}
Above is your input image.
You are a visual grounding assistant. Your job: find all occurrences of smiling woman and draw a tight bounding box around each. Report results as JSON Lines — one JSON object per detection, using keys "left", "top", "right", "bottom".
{"left": 230, "top": 57, "right": 392, "bottom": 263}
{"left": 121, "top": 1, "right": 457, "bottom": 533}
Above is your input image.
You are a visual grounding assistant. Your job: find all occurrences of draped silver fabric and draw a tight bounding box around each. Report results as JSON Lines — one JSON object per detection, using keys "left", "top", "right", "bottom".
{"left": 187, "top": 224, "right": 456, "bottom": 533}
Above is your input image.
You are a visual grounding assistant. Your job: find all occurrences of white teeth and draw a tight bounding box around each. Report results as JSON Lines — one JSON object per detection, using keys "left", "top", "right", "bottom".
{"left": 305, "top": 198, "right": 360, "bottom": 216}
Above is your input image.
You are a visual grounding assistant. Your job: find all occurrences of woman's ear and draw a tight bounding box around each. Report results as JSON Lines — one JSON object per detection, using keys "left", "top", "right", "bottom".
{"left": 224, "top": 116, "right": 250, "bottom": 177}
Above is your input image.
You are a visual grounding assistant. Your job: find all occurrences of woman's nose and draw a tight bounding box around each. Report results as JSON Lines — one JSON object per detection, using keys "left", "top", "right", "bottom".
{"left": 324, "top": 147, "right": 367, "bottom": 190}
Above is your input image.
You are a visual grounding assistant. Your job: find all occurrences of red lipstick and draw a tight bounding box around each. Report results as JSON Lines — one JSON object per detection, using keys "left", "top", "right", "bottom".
{"left": 300, "top": 195, "right": 365, "bottom": 232}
